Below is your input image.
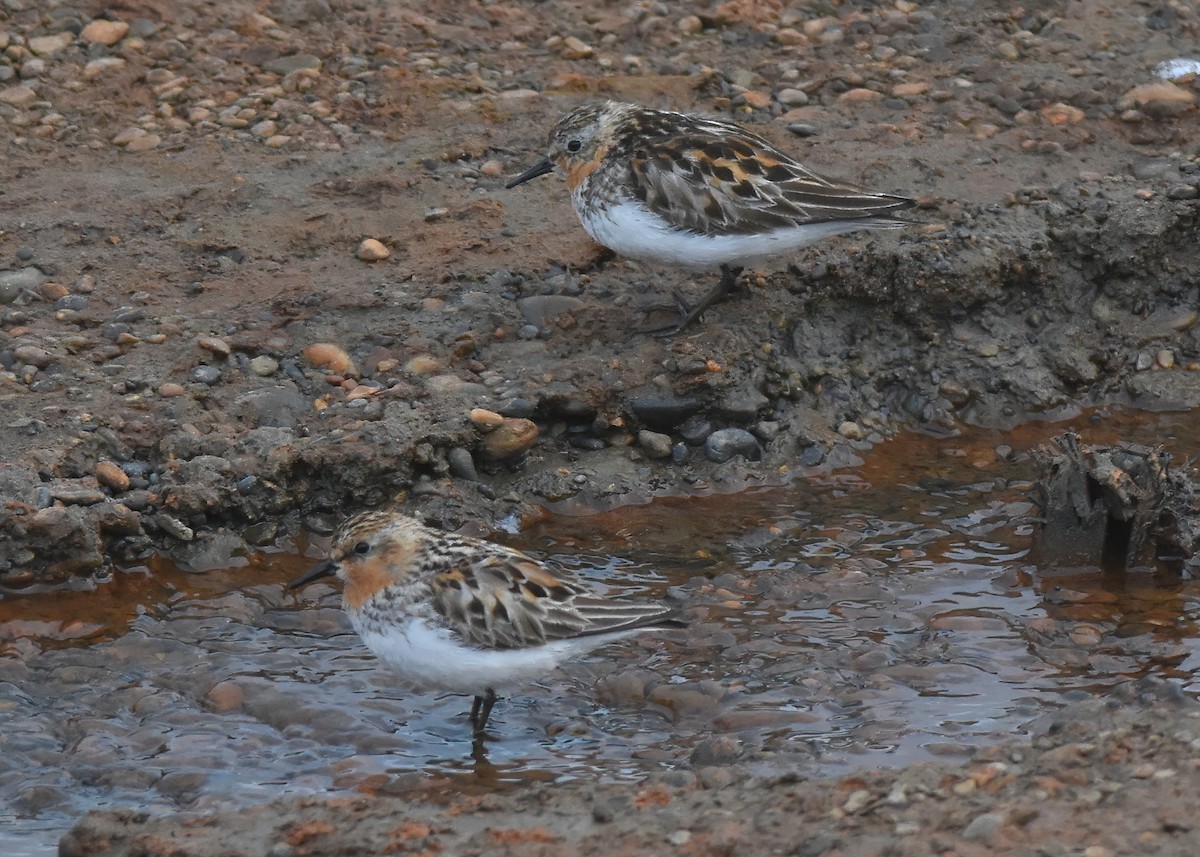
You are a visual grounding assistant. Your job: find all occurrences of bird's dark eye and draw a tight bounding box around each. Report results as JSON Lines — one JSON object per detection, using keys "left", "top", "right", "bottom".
{"left": 353, "top": 541, "right": 371, "bottom": 555}
{"left": 566, "top": 139, "right": 582, "bottom": 153}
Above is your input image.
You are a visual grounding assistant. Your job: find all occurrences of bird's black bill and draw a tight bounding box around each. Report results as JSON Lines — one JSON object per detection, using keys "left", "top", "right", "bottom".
{"left": 504, "top": 157, "right": 554, "bottom": 188}
{"left": 288, "top": 558, "right": 337, "bottom": 590}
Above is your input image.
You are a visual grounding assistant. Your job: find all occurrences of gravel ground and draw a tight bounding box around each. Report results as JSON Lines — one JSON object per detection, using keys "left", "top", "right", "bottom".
{"left": 1, "top": 0, "right": 1199, "bottom": 852}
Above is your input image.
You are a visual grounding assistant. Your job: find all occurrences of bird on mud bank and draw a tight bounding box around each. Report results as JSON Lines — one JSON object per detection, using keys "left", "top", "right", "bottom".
{"left": 507, "top": 100, "right": 915, "bottom": 333}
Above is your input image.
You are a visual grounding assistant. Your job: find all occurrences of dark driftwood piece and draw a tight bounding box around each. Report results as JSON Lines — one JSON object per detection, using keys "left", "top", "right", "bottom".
{"left": 1031, "top": 432, "right": 1200, "bottom": 573}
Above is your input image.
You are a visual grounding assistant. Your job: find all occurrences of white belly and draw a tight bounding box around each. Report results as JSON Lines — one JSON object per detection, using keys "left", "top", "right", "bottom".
{"left": 575, "top": 198, "right": 873, "bottom": 269}
{"left": 353, "top": 615, "right": 598, "bottom": 696}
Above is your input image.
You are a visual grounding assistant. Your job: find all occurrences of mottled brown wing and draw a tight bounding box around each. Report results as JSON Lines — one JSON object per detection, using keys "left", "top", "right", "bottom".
{"left": 430, "top": 546, "right": 681, "bottom": 649}
{"left": 628, "top": 122, "right": 912, "bottom": 236}
{"left": 430, "top": 547, "right": 591, "bottom": 649}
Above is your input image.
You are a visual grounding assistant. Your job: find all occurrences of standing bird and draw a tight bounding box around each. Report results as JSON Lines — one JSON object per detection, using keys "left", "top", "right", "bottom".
{"left": 289, "top": 511, "right": 683, "bottom": 736}
{"left": 507, "top": 100, "right": 915, "bottom": 332}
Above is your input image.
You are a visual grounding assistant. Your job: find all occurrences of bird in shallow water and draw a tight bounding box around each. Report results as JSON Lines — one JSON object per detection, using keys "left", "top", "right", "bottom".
{"left": 289, "top": 511, "right": 683, "bottom": 735}
{"left": 507, "top": 100, "right": 915, "bottom": 332}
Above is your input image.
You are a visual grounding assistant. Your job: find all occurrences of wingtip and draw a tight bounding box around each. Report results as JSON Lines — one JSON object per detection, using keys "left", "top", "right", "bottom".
{"left": 646, "top": 606, "right": 688, "bottom": 630}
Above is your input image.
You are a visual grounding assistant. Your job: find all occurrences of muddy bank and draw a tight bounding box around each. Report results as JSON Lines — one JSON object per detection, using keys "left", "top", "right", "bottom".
{"left": 1, "top": 0, "right": 1198, "bottom": 580}
{"left": 59, "top": 680, "right": 1200, "bottom": 857}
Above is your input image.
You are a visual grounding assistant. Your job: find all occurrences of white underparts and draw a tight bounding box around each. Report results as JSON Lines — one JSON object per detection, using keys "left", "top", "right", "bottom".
{"left": 354, "top": 614, "right": 658, "bottom": 696}
{"left": 575, "top": 196, "right": 901, "bottom": 269}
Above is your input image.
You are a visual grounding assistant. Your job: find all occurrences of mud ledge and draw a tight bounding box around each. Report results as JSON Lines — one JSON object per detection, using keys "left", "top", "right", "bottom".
{"left": 2, "top": 179, "right": 1197, "bottom": 581}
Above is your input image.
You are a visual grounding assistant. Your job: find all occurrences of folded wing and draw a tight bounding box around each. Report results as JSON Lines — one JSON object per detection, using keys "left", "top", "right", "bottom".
{"left": 628, "top": 119, "right": 913, "bottom": 237}
{"left": 432, "top": 547, "right": 679, "bottom": 649}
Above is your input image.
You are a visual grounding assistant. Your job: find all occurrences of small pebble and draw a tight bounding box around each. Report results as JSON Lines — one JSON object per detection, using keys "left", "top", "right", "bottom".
{"left": 0, "top": 267, "right": 47, "bottom": 303}
{"left": 13, "top": 345, "right": 54, "bottom": 368}
{"left": 481, "top": 418, "right": 539, "bottom": 460}
{"left": 206, "top": 680, "right": 245, "bottom": 713}
{"left": 469, "top": 407, "right": 505, "bottom": 427}
{"left": 561, "top": 36, "right": 594, "bottom": 59}
{"left": 842, "top": 789, "right": 871, "bottom": 813}
{"left": 28, "top": 33, "right": 73, "bottom": 56}
{"left": 777, "top": 88, "right": 809, "bottom": 107}
{"left": 250, "top": 355, "right": 279, "bottom": 376}
{"left": 37, "top": 282, "right": 69, "bottom": 300}
{"left": 838, "top": 421, "right": 864, "bottom": 440}
{"left": 155, "top": 514, "right": 195, "bottom": 541}
{"left": 81, "top": 20, "right": 130, "bottom": 45}
{"left": 678, "top": 416, "right": 712, "bottom": 446}
{"left": 637, "top": 430, "right": 673, "bottom": 459}
{"left": 704, "top": 428, "right": 761, "bottom": 463}
{"left": 303, "top": 342, "right": 357, "bottom": 375}
{"left": 447, "top": 447, "right": 478, "bottom": 481}
{"left": 96, "top": 461, "right": 130, "bottom": 492}
{"left": 404, "top": 355, "right": 440, "bottom": 375}
{"left": 357, "top": 238, "right": 390, "bottom": 261}
{"left": 52, "top": 487, "right": 107, "bottom": 506}
{"left": 962, "top": 813, "right": 1003, "bottom": 841}
{"left": 190, "top": 365, "right": 222, "bottom": 385}
{"left": 197, "top": 336, "right": 231, "bottom": 357}
{"left": 0, "top": 85, "right": 38, "bottom": 109}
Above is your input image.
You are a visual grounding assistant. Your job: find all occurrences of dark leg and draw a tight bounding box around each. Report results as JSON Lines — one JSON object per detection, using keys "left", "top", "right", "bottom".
{"left": 658, "top": 264, "right": 744, "bottom": 335}
{"left": 470, "top": 688, "right": 497, "bottom": 735}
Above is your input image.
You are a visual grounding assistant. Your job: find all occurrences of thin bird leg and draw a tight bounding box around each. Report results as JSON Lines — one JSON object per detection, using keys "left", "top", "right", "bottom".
{"left": 472, "top": 688, "right": 498, "bottom": 735}
{"left": 668, "top": 264, "right": 743, "bottom": 334}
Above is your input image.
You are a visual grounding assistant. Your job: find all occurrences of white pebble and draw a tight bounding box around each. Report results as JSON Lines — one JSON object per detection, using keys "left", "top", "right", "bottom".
{"left": 1155, "top": 58, "right": 1200, "bottom": 81}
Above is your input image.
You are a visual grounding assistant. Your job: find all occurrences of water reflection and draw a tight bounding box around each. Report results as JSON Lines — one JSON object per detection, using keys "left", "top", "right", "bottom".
{"left": 2, "top": 408, "right": 1199, "bottom": 856}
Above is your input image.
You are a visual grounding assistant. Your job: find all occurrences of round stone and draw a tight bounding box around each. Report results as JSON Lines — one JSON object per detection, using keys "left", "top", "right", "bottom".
{"left": 303, "top": 342, "right": 357, "bottom": 375}
{"left": 357, "top": 238, "right": 390, "bottom": 261}
{"left": 481, "top": 418, "right": 539, "bottom": 460}
{"left": 249, "top": 355, "right": 279, "bottom": 376}
{"left": 637, "top": 430, "right": 673, "bottom": 459}
{"left": 704, "top": 428, "right": 762, "bottom": 463}
{"left": 190, "top": 365, "right": 221, "bottom": 385}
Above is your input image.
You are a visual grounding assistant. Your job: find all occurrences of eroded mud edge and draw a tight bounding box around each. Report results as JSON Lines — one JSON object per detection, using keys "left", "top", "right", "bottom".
{"left": 2, "top": 187, "right": 1198, "bottom": 582}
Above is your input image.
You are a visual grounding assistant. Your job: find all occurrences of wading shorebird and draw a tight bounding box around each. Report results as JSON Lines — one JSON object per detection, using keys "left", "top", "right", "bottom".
{"left": 290, "top": 511, "right": 683, "bottom": 735}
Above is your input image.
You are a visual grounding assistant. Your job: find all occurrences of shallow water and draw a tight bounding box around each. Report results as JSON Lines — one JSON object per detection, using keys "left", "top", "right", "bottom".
{"left": 3, "top": 409, "right": 1200, "bottom": 855}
